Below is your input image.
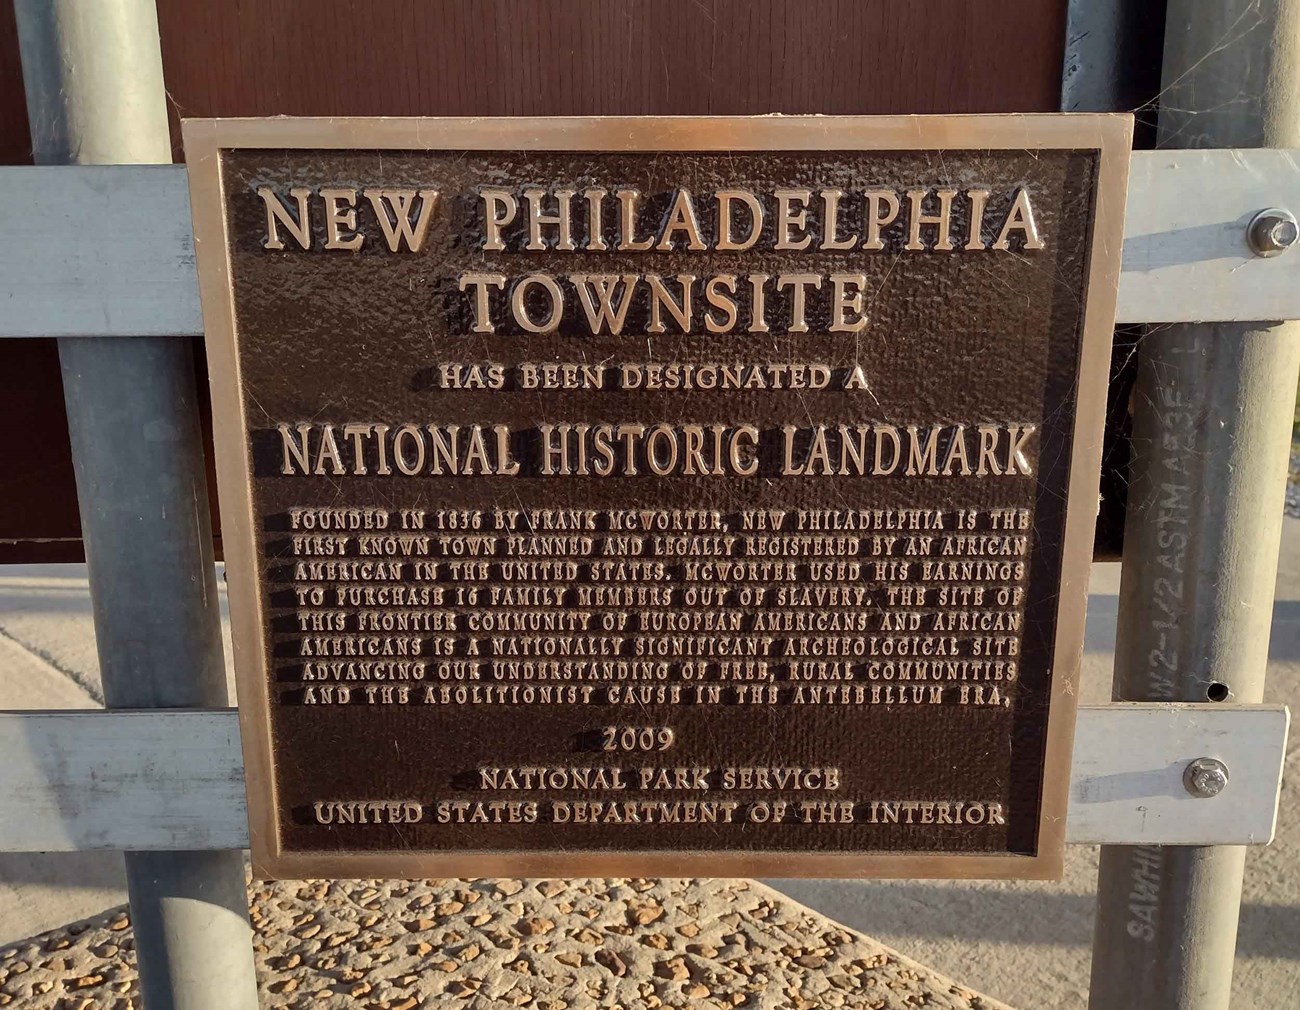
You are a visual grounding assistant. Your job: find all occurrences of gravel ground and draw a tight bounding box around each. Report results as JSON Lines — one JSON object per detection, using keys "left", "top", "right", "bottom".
{"left": 0, "top": 877, "right": 1010, "bottom": 1010}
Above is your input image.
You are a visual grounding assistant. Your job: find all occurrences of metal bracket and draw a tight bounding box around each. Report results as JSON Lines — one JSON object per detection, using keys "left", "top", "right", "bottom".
{"left": 3, "top": 150, "right": 1300, "bottom": 337}
{"left": 0, "top": 703, "right": 1285, "bottom": 852}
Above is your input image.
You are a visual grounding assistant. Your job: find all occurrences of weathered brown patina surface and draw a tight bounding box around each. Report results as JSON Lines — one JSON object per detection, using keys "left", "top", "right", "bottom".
{"left": 187, "top": 116, "right": 1129, "bottom": 878}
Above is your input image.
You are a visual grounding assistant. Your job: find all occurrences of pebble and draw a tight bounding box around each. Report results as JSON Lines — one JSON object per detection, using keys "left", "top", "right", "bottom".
{"left": 594, "top": 949, "right": 628, "bottom": 977}
{"left": 629, "top": 904, "right": 665, "bottom": 926}
{"left": 654, "top": 957, "right": 690, "bottom": 981}
{"left": 458, "top": 943, "right": 482, "bottom": 962}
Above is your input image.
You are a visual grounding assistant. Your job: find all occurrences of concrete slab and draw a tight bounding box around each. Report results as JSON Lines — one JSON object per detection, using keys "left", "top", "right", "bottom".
{"left": 1, "top": 878, "right": 1015, "bottom": 1010}
{"left": 0, "top": 564, "right": 237, "bottom": 708}
{"left": 0, "top": 570, "right": 104, "bottom": 706}
{"left": 0, "top": 629, "right": 97, "bottom": 712}
{"left": 0, "top": 620, "right": 125, "bottom": 942}
{"left": 0, "top": 564, "right": 235, "bottom": 943}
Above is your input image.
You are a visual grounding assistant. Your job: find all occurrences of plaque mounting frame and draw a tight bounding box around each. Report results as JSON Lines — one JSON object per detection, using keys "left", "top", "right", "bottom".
{"left": 184, "top": 114, "right": 1131, "bottom": 880}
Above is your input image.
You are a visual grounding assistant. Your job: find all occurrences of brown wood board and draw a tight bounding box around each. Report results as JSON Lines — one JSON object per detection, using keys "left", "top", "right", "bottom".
{"left": 0, "top": 1, "right": 1081, "bottom": 563}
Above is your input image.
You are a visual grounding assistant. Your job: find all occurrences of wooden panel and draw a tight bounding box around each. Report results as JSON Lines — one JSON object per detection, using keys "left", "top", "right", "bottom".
{"left": 0, "top": 339, "right": 81, "bottom": 562}
{"left": 0, "top": 0, "right": 31, "bottom": 167}
{"left": 0, "top": 0, "right": 1069, "bottom": 161}
{"left": 0, "top": 0, "right": 1070, "bottom": 562}
{"left": 3, "top": 151, "right": 1298, "bottom": 339}
{"left": 154, "top": 0, "right": 1066, "bottom": 156}
{"left": 0, "top": 333, "right": 222, "bottom": 563}
{"left": 0, "top": 704, "right": 1284, "bottom": 852}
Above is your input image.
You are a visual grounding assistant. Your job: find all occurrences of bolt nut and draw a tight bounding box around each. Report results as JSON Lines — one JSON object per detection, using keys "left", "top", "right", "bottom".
{"left": 1248, "top": 208, "right": 1298, "bottom": 257}
{"left": 1184, "top": 757, "right": 1230, "bottom": 798}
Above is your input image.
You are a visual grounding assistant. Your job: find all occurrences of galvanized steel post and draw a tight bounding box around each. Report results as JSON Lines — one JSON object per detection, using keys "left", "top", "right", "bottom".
{"left": 12, "top": 2, "right": 261, "bottom": 1008}
{"left": 1088, "top": 1, "right": 1300, "bottom": 1007}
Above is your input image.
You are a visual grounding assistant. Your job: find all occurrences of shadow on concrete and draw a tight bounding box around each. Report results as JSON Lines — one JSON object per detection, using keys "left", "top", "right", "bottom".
{"left": 767, "top": 880, "right": 1300, "bottom": 959}
{"left": 1082, "top": 594, "right": 1300, "bottom": 662}
{"left": 0, "top": 851, "right": 125, "bottom": 891}
{"left": 1083, "top": 594, "right": 1117, "bottom": 656}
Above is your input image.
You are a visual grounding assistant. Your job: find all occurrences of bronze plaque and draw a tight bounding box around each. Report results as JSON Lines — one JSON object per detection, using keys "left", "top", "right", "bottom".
{"left": 185, "top": 116, "right": 1130, "bottom": 879}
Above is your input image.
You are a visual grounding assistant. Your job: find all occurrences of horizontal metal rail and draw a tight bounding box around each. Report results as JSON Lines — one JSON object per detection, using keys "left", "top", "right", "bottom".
{"left": 0, "top": 703, "right": 1285, "bottom": 852}
{"left": 1, "top": 150, "right": 1299, "bottom": 337}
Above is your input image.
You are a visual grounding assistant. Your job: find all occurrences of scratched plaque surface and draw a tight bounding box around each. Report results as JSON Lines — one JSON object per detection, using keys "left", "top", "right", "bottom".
{"left": 185, "top": 116, "right": 1130, "bottom": 879}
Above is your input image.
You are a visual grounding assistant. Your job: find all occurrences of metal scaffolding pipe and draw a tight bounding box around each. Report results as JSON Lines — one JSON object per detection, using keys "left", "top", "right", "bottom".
{"left": 1088, "top": 1, "right": 1300, "bottom": 1007}
{"left": 12, "top": 2, "right": 260, "bottom": 1008}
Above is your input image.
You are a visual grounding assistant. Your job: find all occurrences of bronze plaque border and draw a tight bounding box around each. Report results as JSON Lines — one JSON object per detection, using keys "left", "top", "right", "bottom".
{"left": 183, "top": 115, "right": 1131, "bottom": 880}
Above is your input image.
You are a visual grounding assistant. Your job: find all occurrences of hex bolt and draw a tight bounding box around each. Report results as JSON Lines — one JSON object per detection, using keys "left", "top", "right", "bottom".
{"left": 1248, "top": 208, "right": 1299, "bottom": 257}
{"left": 1184, "top": 757, "right": 1230, "bottom": 798}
